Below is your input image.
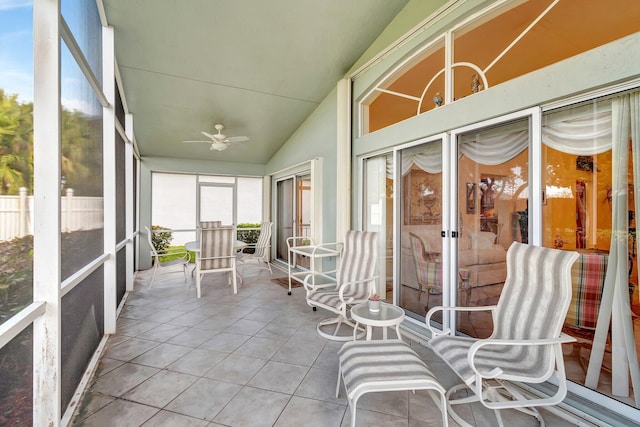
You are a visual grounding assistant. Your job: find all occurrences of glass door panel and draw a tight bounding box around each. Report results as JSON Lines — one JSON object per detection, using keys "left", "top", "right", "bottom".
{"left": 363, "top": 154, "right": 393, "bottom": 302}
{"left": 276, "top": 178, "right": 294, "bottom": 263}
{"left": 542, "top": 94, "right": 639, "bottom": 405}
{"left": 456, "top": 118, "right": 530, "bottom": 338}
{"left": 398, "top": 141, "right": 444, "bottom": 321}
{"left": 297, "top": 175, "right": 311, "bottom": 243}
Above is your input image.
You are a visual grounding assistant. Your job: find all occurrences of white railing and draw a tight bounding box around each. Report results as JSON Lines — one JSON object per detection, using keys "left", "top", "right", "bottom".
{"left": 0, "top": 187, "right": 104, "bottom": 241}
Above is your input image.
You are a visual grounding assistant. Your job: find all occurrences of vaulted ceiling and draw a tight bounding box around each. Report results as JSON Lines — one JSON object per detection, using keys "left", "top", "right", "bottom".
{"left": 102, "top": 0, "right": 407, "bottom": 164}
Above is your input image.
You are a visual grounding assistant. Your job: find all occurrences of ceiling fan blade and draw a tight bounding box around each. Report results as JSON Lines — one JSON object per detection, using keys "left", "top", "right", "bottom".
{"left": 201, "top": 131, "right": 216, "bottom": 139}
{"left": 226, "top": 136, "right": 249, "bottom": 143}
{"left": 182, "top": 140, "right": 210, "bottom": 143}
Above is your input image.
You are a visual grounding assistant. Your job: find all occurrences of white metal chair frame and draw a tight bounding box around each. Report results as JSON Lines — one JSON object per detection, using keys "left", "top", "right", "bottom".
{"left": 426, "top": 242, "right": 579, "bottom": 427}
{"left": 304, "top": 230, "right": 379, "bottom": 341}
{"left": 196, "top": 225, "right": 238, "bottom": 297}
{"left": 145, "top": 226, "right": 191, "bottom": 287}
{"left": 239, "top": 222, "right": 273, "bottom": 275}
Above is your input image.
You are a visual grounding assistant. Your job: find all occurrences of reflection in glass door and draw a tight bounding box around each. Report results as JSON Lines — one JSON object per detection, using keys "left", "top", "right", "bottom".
{"left": 455, "top": 117, "right": 529, "bottom": 338}
{"left": 398, "top": 140, "right": 444, "bottom": 322}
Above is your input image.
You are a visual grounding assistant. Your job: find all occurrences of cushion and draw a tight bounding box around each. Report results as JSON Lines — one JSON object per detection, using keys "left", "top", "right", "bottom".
{"left": 470, "top": 231, "right": 497, "bottom": 249}
{"left": 459, "top": 235, "right": 472, "bottom": 250}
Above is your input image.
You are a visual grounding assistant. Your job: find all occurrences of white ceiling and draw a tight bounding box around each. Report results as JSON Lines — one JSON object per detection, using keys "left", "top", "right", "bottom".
{"left": 102, "top": 0, "right": 407, "bottom": 164}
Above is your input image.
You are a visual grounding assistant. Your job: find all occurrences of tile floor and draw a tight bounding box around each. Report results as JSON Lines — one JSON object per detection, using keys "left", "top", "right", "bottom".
{"left": 72, "top": 265, "right": 587, "bottom": 426}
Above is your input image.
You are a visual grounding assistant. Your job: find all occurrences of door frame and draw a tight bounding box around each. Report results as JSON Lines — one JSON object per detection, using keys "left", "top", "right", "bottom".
{"left": 196, "top": 181, "right": 236, "bottom": 225}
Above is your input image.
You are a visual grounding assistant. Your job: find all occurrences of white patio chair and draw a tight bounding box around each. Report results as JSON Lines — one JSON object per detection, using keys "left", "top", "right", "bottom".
{"left": 304, "top": 230, "right": 378, "bottom": 341}
{"left": 426, "top": 242, "right": 579, "bottom": 427}
{"left": 238, "top": 221, "right": 273, "bottom": 274}
{"left": 196, "top": 225, "right": 237, "bottom": 297}
{"left": 145, "top": 226, "right": 190, "bottom": 287}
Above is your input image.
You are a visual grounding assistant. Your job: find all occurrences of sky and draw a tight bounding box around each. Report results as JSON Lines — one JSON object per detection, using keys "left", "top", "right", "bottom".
{"left": 0, "top": 0, "right": 33, "bottom": 103}
{"left": 0, "top": 0, "right": 94, "bottom": 112}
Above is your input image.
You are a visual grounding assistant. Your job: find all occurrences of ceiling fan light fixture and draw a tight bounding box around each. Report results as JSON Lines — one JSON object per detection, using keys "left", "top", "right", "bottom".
{"left": 210, "top": 141, "right": 228, "bottom": 151}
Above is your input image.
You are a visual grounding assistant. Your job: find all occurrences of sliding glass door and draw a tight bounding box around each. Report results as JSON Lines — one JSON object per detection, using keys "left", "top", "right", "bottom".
{"left": 275, "top": 174, "right": 311, "bottom": 268}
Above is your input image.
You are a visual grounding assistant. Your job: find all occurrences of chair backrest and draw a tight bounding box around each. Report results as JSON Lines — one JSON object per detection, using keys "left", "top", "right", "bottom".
{"left": 253, "top": 222, "right": 272, "bottom": 258}
{"left": 200, "top": 221, "right": 222, "bottom": 228}
{"left": 198, "top": 221, "right": 222, "bottom": 240}
{"left": 337, "top": 230, "right": 379, "bottom": 299}
{"left": 566, "top": 252, "right": 607, "bottom": 330}
{"left": 494, "top": 242, "right": 579, "bottom": 344}
{"left": 409, "top": 232, "right": 442, "bottom": 288}
{"left": 145, "top": 226, "right": 158, "bottom": 257}
{"left": 199, "top": 226, "right": 234, "bottom": 270}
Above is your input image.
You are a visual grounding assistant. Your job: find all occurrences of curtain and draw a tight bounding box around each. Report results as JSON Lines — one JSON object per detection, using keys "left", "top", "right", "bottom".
{"left": 400, "top": 128, "right": 528, "bottom": 174}
{"left": 584, "top": 91, "right": 640, "bottom": 406}
{"left": 542, "top": 107, "right": 612, "bottom": 155}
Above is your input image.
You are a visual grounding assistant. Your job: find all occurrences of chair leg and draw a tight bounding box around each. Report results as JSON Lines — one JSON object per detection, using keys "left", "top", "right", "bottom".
{"left": 196, "top": 267, "right": 202, "bottom": 298}
{"left": 445, "top": 384, "right": 478, "bottom": 427}
{"left": 232, "top": 267, "right": 238, "bottom": 294}
{"left": 336, "top": 365, "right": 342, "bottom": 398}
{"left": 316, "top": 316, "right": 366, "bottom": 341}
{"left": 149, "top": 263, "right": 158, "bottom": 288}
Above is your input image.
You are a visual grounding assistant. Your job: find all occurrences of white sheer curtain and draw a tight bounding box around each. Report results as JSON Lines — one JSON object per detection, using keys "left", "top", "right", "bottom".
{"left": 579, "top": 91, "right": 639, "bottom": 405}
{"left": 542, "top": 107, "right": 612, "bottom": 155}
{"left": 399, "top": 127, "right": 529, "bottom": 175}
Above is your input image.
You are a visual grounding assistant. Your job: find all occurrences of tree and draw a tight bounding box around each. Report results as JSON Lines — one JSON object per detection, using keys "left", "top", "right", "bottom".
{"left": 0, "top": 90, "right": 29, "bottom": 194}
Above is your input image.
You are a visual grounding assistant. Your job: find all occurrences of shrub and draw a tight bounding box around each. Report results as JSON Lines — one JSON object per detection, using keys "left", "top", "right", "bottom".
{"left": 151, "top": 225, "right": 173, "bottom": 253}
{"left": 236, "top": 223, "right": 260, "bottom": 245}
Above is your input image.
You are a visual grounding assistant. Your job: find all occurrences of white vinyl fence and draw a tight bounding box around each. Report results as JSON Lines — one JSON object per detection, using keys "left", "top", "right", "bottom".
{"left": 0, "top": 187, "right": 103, "bottom": 242}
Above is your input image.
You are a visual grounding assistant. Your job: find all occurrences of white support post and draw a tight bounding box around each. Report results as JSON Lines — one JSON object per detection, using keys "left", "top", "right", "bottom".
{"left": 33, "top": 0, "right": 62, "bottom": 424}
{"left": 336, "top": 78, "right": 352, "bottom": 241}
{"left": 102, "top": 25, "right": 117, "bottom": 334}
{"left": 311, "top": 158, "right": 323, "bottom": 245}
{"left": 125, "top": 113, "right": 134, "bottom": 291}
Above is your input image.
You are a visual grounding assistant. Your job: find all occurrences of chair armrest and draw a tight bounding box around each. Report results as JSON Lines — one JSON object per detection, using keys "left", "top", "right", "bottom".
{"left": 467, "top": 333, "right": 577, "bottom": 379}
{"left": 337, "top": 276, "right": 378, "bottom": 304}
{"left": 156, "top": 249, "right": 191, "bottom": 261}
{"left": 425, "top": 305, "right": 497, "bottom": 336}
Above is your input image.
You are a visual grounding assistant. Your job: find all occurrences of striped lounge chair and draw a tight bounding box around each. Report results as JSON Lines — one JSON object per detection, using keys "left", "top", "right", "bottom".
{"left": 426, "top": 242, "right": 579, "bottom": 427}
{"left": 304, "top": 230, "right": 378, "bottom": 341}
{"left": 337, "top": 339, "right": 448, "bottom": 427}
{"left": 239, "top": 221, "right": 273, "bottom": 274}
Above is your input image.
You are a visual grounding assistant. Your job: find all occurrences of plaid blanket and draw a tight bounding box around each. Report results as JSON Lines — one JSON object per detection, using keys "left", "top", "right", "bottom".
{"left": 565, "top": 253, "right": 607, "bottom": 330}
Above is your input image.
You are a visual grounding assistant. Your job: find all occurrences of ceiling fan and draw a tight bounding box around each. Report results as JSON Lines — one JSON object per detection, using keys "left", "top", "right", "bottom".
{"left": 182, "top": 124, "right": 249, "bottom": 151}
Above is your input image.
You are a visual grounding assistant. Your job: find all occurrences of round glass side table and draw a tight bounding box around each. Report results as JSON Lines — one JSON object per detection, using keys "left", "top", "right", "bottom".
{"left": 350, "top": 301, "right": 405, "bottom": 340}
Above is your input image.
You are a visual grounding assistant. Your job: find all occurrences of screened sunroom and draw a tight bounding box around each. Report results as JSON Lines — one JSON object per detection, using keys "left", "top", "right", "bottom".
{"left": 1, "top": 1, "right": 640, "bottom": 426}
